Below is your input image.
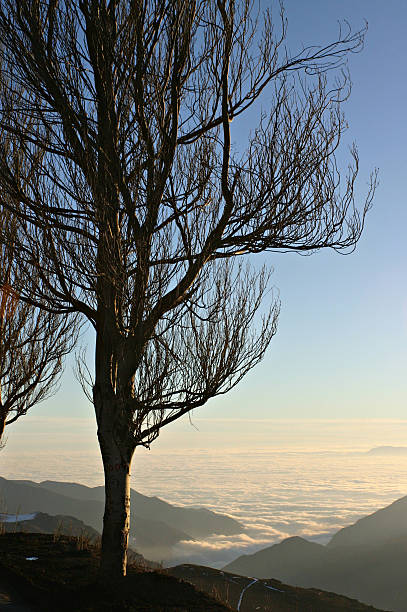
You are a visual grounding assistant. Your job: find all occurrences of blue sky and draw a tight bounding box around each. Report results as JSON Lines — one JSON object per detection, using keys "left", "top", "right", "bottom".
{"left": 3, "top": 1, "right": 407, "bottom": 457}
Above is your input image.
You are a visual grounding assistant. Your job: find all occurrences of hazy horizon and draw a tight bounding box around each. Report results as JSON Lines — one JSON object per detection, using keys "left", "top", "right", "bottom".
{"left": 3, "top": 418, "right": 407, "bottom": 567}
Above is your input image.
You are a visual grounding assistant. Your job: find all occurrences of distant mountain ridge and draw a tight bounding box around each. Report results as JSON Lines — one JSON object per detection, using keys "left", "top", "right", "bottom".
{"left": 224, "top": 494, "right": 407, "bottom": 611}
{"left": 224, "top": 536, "right": 327, "bottom": 583}
{"left": 0, "top": 511, "right": 100, "bottom": 540}
{"left": 367, "top": 446, "right": 407, "bottom": 455}
{"left": 0, "top": 477, "right": 244, "bottom": 561}
{"left": 328, "top": 494, "right": 407, "bottom": 549}
{"left": 40, "top": 480, "right": 241, "bottom": 538}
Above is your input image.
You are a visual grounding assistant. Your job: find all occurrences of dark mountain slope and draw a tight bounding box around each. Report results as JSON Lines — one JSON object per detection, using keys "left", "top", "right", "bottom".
{"left": 40, "top": 479, "right": 243, "bottom": 538}
{"left": 328, "top": 494, "right": 407, "bottom": 549}
{"left": 1, "top": 511, "right": 100, "bottom": 540}
{"left": 0, "top": 477, "right": 192, "bottom": 559}
{"left": 224, "top": 537, "right": 327, "bottom": 583}
{"left": 223, "top": 533, "right": 407, "bottom": 611}
{"left": 0, "top": 477, "right": 244, "bottom": 561}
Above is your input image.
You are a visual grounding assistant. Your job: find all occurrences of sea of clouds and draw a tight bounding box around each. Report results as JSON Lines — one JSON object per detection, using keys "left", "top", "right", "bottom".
{"left": 3, "top": 418, "right": 407, "bottom": 568}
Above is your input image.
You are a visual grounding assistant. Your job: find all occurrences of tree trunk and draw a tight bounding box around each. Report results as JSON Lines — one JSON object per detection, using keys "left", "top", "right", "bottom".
{"left": 0, "top": 413, "right": 5, "bottom": 443}
{"left": 98, "top": 424, "right": 135, "bottom": 580}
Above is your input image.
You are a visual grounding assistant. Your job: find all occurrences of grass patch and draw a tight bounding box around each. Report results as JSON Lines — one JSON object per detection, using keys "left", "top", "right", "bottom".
{"left": 0, "top": 532, "right": 233, "bottom": 611}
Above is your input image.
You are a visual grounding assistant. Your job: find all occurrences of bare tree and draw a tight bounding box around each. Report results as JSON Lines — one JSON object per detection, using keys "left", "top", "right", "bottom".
{"left": 0, "top": 0, "right": 376, "bottom": 579}
{"left": 0, "top": 207, "right": 78, "bottom": 444}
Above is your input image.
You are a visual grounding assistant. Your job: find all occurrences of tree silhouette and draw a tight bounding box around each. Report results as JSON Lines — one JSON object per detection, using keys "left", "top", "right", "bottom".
{"left": 0, "top": 207, "right": 78, "bottom": 445}
{"left": 0, "top": 0, "right": 376, "bottom": 579}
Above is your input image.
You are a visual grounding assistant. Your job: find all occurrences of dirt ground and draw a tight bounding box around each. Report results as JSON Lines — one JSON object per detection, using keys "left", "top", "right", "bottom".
{"left": 0, "top": 579, "right": 36, "bottom": 611}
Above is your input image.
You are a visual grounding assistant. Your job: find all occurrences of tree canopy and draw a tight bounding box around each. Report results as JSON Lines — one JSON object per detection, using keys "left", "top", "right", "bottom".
{"left": 0, "top": 0, "right": 376, "bottom": 579}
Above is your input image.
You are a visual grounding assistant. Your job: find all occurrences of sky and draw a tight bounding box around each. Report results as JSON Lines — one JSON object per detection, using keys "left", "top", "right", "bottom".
{"left": 2, "top": 0, "right": 407, "bottom": 460}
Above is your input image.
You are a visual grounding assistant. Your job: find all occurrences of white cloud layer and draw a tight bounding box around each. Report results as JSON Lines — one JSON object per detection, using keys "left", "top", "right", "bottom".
{"left": 3, "top": 421, "right": 407, "bottom": 569}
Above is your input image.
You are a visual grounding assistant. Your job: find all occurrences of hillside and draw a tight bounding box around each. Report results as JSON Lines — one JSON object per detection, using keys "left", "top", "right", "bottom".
{"left": 328, "top": 494, "right": 407, "bottom": 549}
{"left": 224, "top": 537, "right": 407, "bottom": 610}
{"left": 0, "top": 511, "right": 100, "bottom": 539}
{"left": 0, "top": 533, "right": 232, "bottom": 611}
{"left": 223, "top": 494, "right": 407, "bottom": 612}
{"left": 0, "top": 511, "right": 154, "bottom": 568}
{"left": 0, "top": 532, "right": 387, "bottom": 612}
{"left": 224, "top": 536, "right": 327, "bottom": 583}
{"left": 168, "top": 564, "right": 387, "bottom": 611}
{"left": 40, "top": 480, "right": 241, "bottom": 538}
{"left": 0, "top": 477, "right": 243, "bottom": 561}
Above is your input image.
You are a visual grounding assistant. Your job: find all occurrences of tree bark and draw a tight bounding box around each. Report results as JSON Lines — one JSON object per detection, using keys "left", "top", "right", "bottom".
{"left": 0, "top": 413, "right": 5, "bottom": 442}
{"left": 97, "top": 418, "right": 135, "bottom": 580}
